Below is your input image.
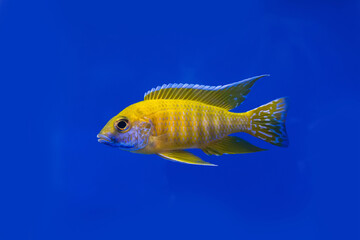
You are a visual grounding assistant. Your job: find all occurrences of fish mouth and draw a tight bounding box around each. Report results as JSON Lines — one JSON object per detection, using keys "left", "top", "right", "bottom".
{"left": 97, "top": 133, "right": 134, "bottom": 149}
{"left": 97, "top": 134, "right": 112, "bottom": 144}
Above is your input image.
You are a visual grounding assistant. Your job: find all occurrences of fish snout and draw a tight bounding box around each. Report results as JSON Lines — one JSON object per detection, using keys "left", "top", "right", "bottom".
{"left": 97, "top": 133, "right": 113, "bottom": 144}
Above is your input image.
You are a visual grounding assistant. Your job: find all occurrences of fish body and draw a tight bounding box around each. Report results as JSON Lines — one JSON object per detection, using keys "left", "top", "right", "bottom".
{"left": 125, "top": 99, "right": 247, "bottom": 154}
{"left": 98, "top": 75, "right": 288, "bottom": 166}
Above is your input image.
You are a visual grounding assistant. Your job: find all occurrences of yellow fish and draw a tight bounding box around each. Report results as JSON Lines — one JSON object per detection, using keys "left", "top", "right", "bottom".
{"left": 97, "top": 75, "right": 288, "bottom": 166}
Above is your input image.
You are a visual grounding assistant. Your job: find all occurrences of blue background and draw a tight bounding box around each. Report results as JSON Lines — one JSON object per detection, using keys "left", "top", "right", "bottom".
{"left": 0, "top": 0, "right": 359, "bottom": 239}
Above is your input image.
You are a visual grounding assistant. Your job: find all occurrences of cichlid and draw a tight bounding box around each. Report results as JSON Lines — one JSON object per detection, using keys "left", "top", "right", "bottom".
{"left": 97, "top": 75, "right": 288, "bottom": 166}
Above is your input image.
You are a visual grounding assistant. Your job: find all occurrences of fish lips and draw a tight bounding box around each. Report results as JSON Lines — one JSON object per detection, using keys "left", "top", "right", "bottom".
{"left": 97, "top": 134, "right": 134, "bottom": 149}
{"left": 97, "top": 134, "right": 116, "bottom": 146}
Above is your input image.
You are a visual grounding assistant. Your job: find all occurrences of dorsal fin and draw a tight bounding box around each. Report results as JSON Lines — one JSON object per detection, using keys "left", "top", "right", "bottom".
{"left": 144, "top": 75, "right": 268, "bottom": 110}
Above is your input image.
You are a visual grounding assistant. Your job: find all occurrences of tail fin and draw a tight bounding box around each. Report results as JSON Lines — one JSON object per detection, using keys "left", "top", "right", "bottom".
{"left": 245, "top": 98, "right": 288, "bottom": 147}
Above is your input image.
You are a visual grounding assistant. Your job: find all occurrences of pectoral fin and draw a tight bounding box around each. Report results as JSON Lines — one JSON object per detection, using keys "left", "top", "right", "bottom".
{"left": 157, "top": 150, "right": 216, "bottom": 166}
{"left": 202, "top": 136, "right": 266, "bottom": 156}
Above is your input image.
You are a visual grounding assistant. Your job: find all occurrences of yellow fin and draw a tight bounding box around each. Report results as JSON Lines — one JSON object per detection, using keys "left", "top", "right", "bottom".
{"left": 157, "top": 150, "right": 216, "bottom": 166}
{"left": 202, "top": 136, "right": 266, "bottom": 156}
{"left": 245, "top": 98, "right": 288, "bottom": 147}
{"left": 144, "top": 75, "right": 268, "bottom": 110}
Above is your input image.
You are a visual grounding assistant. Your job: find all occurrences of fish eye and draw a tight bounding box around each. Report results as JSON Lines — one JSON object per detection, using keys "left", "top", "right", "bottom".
{"left": 115, "top": 119, "right": 130, "bottom": 132}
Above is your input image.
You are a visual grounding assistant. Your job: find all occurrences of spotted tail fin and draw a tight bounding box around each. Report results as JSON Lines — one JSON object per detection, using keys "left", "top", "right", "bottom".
{"left": 245, "top": 98, "right": 288, "bottom": 147}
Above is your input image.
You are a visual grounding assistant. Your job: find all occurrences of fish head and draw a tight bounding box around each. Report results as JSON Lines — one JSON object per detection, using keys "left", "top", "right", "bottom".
{"left": 97, "top": 109, "right": 152, "bottom": 151}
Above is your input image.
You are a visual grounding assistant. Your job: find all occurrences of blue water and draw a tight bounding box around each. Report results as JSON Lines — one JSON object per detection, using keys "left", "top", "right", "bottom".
{"left": 1, "top": 0, "right": 359, "bottom": 239}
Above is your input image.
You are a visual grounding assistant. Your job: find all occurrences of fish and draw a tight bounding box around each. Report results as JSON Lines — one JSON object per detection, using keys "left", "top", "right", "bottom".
{"left": 97, "top": 75, "right": 288, "bottom": 166}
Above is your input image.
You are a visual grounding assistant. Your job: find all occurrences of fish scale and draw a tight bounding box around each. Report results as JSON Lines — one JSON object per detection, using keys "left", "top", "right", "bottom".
{"left": 138, "top": 99, "right": 244, "bottom": 151}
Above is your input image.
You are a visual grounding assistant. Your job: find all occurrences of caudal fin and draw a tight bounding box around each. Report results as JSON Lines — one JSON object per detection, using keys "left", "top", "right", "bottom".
{"left": 245, "top": 98, "right": 288, "bottom": 147}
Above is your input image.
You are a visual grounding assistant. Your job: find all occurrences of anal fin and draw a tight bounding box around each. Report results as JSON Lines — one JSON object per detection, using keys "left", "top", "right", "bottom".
{"left": 157, "top": 150, "right": 216, "bottom": 166}
{"left": 202, "top": 136, "right": 266, "bottom": 156}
